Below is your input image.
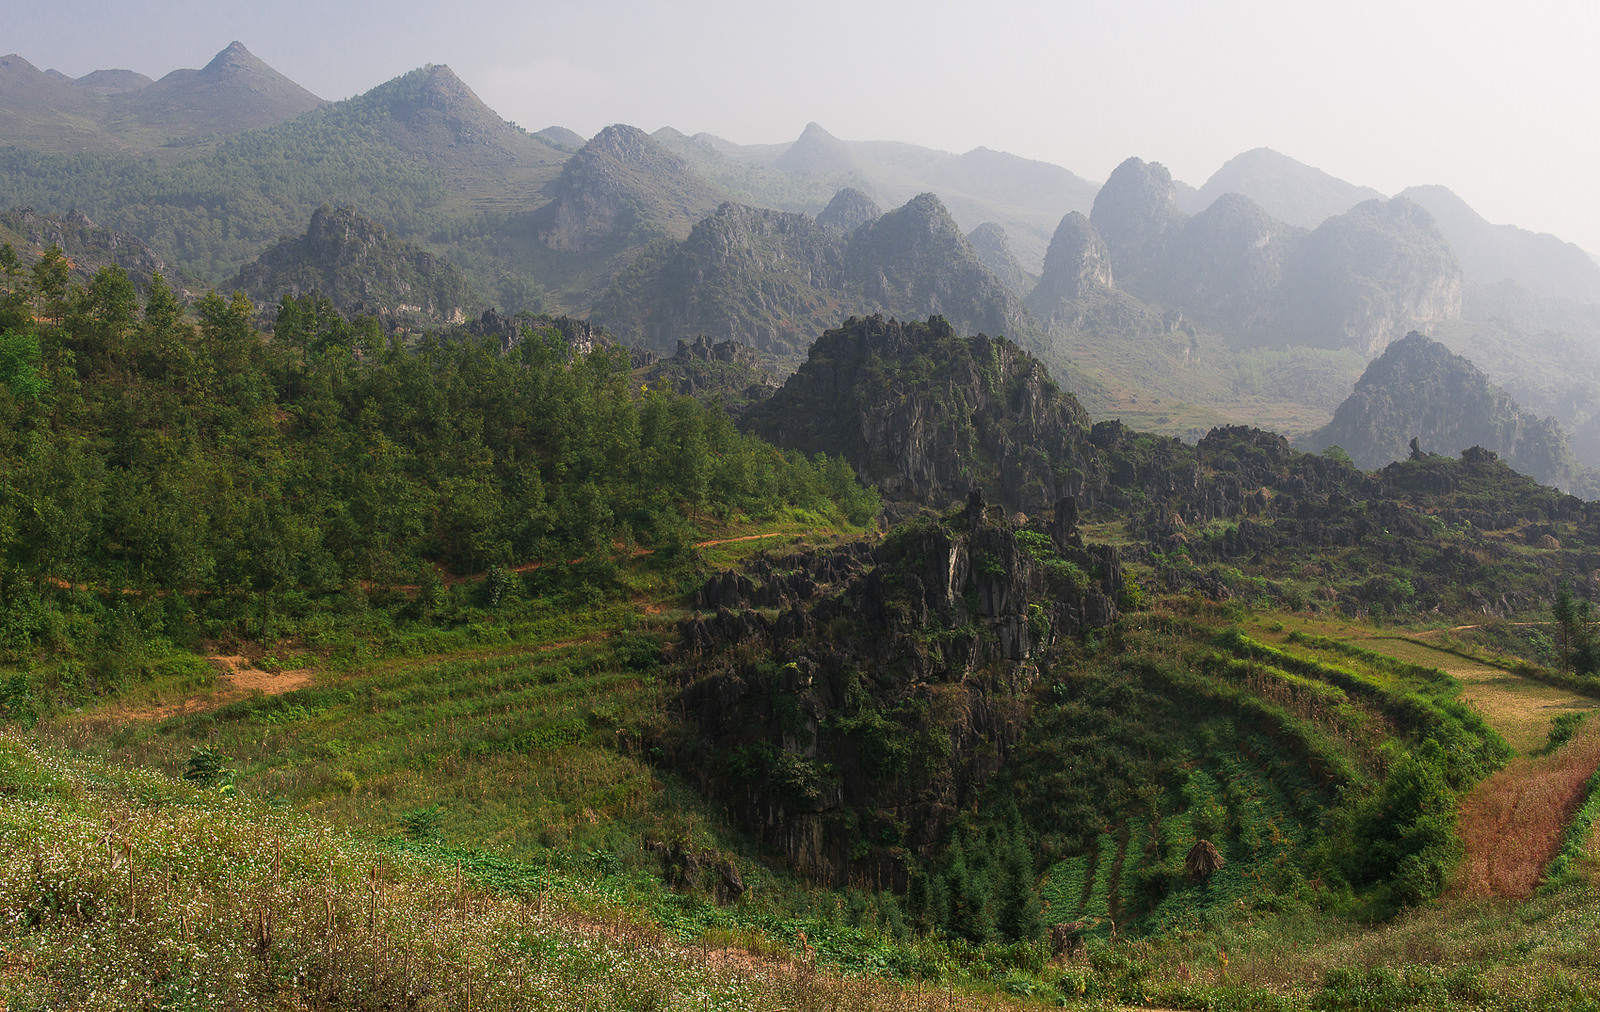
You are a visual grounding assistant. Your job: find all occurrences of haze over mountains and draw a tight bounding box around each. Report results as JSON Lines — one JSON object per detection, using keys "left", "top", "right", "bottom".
{"left": 7, "top": 40, "right": 1600, "bottom": 493}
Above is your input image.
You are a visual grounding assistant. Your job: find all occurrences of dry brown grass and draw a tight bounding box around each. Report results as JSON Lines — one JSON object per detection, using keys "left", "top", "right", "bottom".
{"left": 1366, "top": 636, "right": 1593, "bottom": 753}
{"left": 1453, "top": 718, "right": 1600, "bottom": 899}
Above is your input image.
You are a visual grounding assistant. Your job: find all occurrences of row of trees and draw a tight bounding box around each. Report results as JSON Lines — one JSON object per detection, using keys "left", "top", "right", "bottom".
{"left": 0, "top": 247, "right": 878, "bottom": 655}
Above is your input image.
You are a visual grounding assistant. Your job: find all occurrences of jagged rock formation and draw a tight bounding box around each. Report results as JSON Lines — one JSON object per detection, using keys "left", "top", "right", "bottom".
{"left": 816, "top": 188, "right": 881, "bottom": 235}
{"left": 1191, "top": 148, "right": 1383, "bottom": 229}
{"left": 743, "top": 315, "right": 1091, "bottom": 513}
{"left": 229, "top": 205, "right": 479, "bottom": 330}
{"left": 966, "top": 222, "right": 1036, "bottom": 296}
{"left": 531, "top": 124, "right": 727, "bottom": 253}
{"left": 0, "top": 206, "right": 175, "bottom": 291}
{"left": 111, "top": 41, "right": 324, "bottom": 137}
{"left": 1401, "top": 184, "right": 1600, "bottom": 305}
{"left": 845, "top": 194, "right": 1036, "bottom": 345}
{"left": 1302, "top": 332, "right": 1584, "bottom": 493}
{"left": 461, "top": 311, "right": 611, "bottom": 358}
{"left": 635, "top": 335, "right": 780, "bottom": 415}
{"left": 668, "top": 502, "right": 1124, "bottom": 884}
{"left": 592, "top": 193, "right": 1038, "bottom": 361}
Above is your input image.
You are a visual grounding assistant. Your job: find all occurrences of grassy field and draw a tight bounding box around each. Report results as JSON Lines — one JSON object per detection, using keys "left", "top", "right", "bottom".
{"left": 11, "top": 532, "right": 1600, "bottom": 1009}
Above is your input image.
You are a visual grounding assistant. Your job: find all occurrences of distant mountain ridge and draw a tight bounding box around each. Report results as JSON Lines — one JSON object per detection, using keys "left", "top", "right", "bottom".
{"left": 1302, "top": 331, "right": 1589, "bottom": 495}
{"left": 1189, "top": 148, "right": 1384, "bottom": 229}
{"left": 1057, "top": 157, "right": 1462, "bottom": 357}
{"left": 590, "top": 191, "right": 1038, "bottom": 361}
{"left": 0, "top": 42, "right": 320, "bottom": 151}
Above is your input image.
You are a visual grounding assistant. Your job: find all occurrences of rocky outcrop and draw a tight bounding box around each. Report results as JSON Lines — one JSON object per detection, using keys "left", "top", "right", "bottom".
{"left": 590, "top": 201, "right": 847, "bottom": 358}
{"left": 636, "top": 334, "right": 780, "bottom": 415}
{"left": 592, "top": 193, "right": 1042, "bottom": 360}
{"left": 816, "top": 187, "right": 881, "bottom": 235}
{"left": 744, "top": 315, "right": 1093, "bottom": 513}
{"left": 1089, "top": 157, "right": 1186, "bottom": 296}
{"left": 229, "top": 204, "right": 479, "bottom": 330}
{"left": 668, "top": 501, "right": 1123, "bottom": 885}
{"left": 1025, "top": 212, "right": 1157, "bottom": 336}
{"left": 1301, "top": 331, "right": 1584, "bottom": 493}
{"left": 844, "top": 194, "right": 1039, "bottom": 347}
{"left": 0, "top": 206, "right": 173, "bottom": 291}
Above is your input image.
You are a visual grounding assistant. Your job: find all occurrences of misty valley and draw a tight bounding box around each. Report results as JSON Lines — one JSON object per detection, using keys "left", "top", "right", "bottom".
{"left": 6, "top": 40, "right": 1600, "bottom": 1012}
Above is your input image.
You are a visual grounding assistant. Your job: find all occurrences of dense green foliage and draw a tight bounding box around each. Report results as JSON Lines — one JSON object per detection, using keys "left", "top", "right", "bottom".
{"left": 0, "top": 257, "right": 875, "bottom": 715}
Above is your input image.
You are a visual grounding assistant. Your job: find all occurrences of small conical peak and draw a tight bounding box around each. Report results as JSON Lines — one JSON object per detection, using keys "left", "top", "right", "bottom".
{"left": 203, "top": 41, "right": 261, "bottom": 75}
{"left": 775, "top": 121, "right": 855, "bottom": 174}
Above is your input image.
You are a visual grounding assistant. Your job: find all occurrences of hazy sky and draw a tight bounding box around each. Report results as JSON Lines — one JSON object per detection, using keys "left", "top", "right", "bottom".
{"left": 14, "top": 0, "right": 1600, "bottom": 254}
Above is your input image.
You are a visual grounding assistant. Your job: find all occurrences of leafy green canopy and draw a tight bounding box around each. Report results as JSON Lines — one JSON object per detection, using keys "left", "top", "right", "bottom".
{"left": 0, "top": 258, "right": 877, "bottom": 658}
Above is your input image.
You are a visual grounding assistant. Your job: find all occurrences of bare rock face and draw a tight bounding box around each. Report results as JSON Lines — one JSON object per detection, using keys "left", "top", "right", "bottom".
{"left": 1303, "top": 331, "right": 1582, "bottom": 493}
{"left": 0, "top": 206, "right": 171, "bottom": 290}
{"left": 228, "top": 204, "right": 478, "bottom": 330}
{"left": 1027, "top": 211, "right": 1160, "bottom": 338}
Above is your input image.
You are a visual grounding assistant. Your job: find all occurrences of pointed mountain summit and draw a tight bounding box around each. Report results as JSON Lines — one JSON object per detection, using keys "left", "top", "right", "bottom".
{"left": 1027, "top": 211, "right": 1156, "bottom": 336}
{"left": 1400, "top": 184, "right": 1600, "bottom": 305}
{"left": 846, "top": 193, "right": 1038, "bottom": 346}
{"left": 1195, "top": 148, "right": 1382, "bottom": 230}
{"left": 533, "top": 124, "right": 727, "bottom": 253}
{"left": 774, "top": 122, "right": 858, "bottom": 175}
{"left": 113, "top": 41, "right": 323, "bottom": 136}
{"left": 1090, "top": 157, "right": 1185, "bottom": 295}
{"left": 353, "top": 64, "right": 528, "bottom": 153}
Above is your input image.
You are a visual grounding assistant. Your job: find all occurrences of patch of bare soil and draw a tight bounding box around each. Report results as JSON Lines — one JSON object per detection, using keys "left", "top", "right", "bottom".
{"left": 115, "top": 655, "right": 316, "bottom": 722}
